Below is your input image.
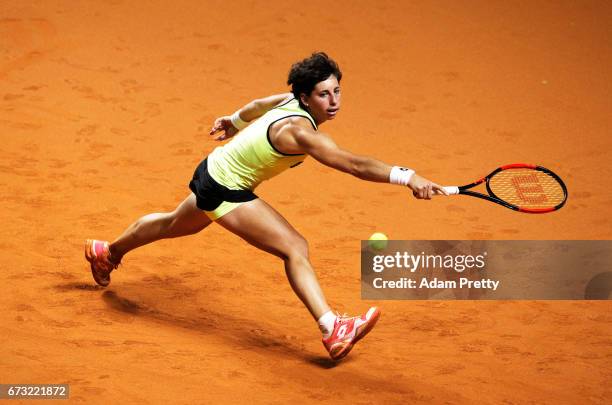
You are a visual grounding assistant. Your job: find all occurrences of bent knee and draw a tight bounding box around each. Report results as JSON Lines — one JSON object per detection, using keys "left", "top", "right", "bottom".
{"left": 284, "top": 234, "right": 309, "bottom": 260}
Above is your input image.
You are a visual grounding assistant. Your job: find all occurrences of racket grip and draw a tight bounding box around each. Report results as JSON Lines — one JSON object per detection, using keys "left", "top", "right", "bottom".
{"left": 442, "top": 186, "right": 460, "bottom": 195}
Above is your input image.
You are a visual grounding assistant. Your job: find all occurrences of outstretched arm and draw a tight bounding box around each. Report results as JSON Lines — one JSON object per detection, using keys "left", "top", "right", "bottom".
{"left": 210, "top": 93, "right": 292, "bottom": 141}
{"left": 292, "top": 125, "right": 447, "bottom": 199}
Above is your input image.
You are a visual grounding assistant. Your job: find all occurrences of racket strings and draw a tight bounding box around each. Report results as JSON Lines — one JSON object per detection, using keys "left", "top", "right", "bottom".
{"left": 488, "top": 169, "right": 566, "bottom": 208}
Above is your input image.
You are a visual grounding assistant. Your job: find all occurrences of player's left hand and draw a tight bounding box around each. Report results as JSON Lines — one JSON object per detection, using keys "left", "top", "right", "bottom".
{"left": 408, "top": 174, "right": 448, "bottom": 199}
{"left": 210, "top": 116, "right": 238, "bottom": 141}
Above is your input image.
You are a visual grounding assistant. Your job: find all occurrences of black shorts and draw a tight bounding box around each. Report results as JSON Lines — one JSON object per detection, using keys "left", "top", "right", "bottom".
{"left": 188, "top": 158, "right": 258, "bottom": 211}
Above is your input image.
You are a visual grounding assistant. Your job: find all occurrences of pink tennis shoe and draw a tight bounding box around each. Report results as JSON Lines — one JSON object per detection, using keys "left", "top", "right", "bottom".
{"left": 84, "top": 239, "right": 119, "bottom": 287}
{"left": 323, "top": 307, "right": 381, "bottom": 360}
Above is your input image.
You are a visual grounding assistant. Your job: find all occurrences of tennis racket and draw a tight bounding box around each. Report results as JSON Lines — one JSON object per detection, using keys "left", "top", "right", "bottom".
{"left": 442, "top": 163, "right": 568, "bottom": 213}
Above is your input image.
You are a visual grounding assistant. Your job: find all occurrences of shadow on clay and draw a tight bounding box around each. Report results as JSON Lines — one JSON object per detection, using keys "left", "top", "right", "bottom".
{"left": 53, "top": 272, "right": 365, "bottom": 369}
{"left": 98, "top": 288, "right": 340, "bottom": 368}
{"left": 51, "top": 281, "right": 417, "bottom": 395}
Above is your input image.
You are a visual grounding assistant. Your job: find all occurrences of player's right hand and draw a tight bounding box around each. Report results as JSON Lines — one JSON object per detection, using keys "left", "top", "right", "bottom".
{"left": 408, "top": 174, "right": 448, "bottom": 199}
{"left": 210, "top": 116, "right": 238, "bottom": 141}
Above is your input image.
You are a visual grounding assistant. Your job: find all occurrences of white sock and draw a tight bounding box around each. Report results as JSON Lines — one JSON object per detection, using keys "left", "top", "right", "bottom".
{"left": 318, "top": 310, "right": 336, "bottom": 339}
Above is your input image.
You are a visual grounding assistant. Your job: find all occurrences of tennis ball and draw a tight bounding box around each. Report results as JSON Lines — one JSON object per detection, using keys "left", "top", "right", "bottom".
{"left": 368, "top": 232, "right": 388, "bottom": 251}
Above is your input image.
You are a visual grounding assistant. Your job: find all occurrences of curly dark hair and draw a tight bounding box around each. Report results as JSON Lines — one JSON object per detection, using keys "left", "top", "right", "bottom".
{"left": 287, "top": 52, "right": 342, "bottom": 105}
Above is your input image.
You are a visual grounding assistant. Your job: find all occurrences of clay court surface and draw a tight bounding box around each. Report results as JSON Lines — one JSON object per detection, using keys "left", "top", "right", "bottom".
{"left": 1, "top": 0, "right": 610, "bottom": 403}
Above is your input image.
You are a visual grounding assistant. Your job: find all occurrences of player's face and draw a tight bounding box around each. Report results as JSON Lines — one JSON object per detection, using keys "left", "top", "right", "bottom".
{"left": 301, "top": 75, "right": 341, "bottom": 124}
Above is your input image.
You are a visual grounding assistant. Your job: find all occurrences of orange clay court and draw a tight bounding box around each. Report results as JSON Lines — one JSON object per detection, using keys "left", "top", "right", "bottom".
{"left": 0, "top": 0, "right": 610, "bottom": 403}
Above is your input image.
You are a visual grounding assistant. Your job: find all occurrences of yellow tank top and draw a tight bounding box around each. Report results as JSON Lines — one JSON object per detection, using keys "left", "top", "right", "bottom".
{"left": 207, "top": 98, "right": 316, "bottom": 190}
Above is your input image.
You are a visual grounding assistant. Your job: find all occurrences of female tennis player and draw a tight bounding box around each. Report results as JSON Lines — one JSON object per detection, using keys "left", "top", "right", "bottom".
{"left": 85, "top": 52, "right": 447, "bottom": 360}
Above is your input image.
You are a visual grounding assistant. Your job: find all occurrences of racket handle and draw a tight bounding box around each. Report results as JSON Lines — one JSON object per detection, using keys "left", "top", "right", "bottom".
{"left": 442, "top": 186, "right": 460, "bottom": 195}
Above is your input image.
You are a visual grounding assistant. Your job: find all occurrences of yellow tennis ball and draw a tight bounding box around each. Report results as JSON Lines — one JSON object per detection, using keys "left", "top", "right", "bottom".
{"left": 368, "top": 232, "right": 388, "bottom": 251}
